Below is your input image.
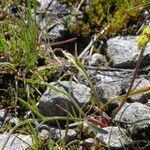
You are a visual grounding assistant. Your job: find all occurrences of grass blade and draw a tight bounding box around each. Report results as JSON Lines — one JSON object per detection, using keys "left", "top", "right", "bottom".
{"left": 87, "top": 122, "right": 108, "bottom": 134}
{"left": 2, "top": 119, "right": 36, "bottom": 150}
{"left": 68, "top": 121, "right": 84, "bottom": 127}
{"left": 18, "top": 98, "right": 45, "bottom": 120}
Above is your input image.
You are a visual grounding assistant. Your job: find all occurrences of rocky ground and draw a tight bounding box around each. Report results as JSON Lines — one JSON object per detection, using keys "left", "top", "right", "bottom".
{"left": 0, "top": 0, "right": 150, "bottom": 149}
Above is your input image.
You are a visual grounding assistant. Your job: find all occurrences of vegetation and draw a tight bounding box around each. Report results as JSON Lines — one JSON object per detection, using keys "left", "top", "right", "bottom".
{"left": 60, "top": 0, "right": 150, "bottom": 39}
{"left": 0, "top": 0, "right": 150, "bottom": 149}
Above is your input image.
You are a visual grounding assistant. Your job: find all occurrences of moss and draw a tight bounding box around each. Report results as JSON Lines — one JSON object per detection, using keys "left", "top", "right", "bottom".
{"left": 137, "top": 27, "right": 150, "bottom": 49}
{"left": 59, "top": 0, "right": 148, "bottom": 40}
{"left": 59, "top": 0, "right": 80, "bottom": 7}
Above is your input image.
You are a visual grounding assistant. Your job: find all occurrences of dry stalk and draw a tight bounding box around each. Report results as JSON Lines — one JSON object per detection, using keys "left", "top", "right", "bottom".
{"left": 110, "top": 46, "right": 146, "bottom": 122}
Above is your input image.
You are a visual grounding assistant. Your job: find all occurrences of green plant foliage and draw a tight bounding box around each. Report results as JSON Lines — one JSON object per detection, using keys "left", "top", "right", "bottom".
{"left": 0, "top": 10, "right": 38, "bottom": 71}
{"left": 0, "top": 1, "right": 52, "bottom": 107}
{"left": 0, "top": 34, "right": 8, "bottom": 55}
{"left": 59, "top": 0, "right": 149, "bottom": 39}
{"left": 137, "top": 27, "right": 150, "bottom": 49}
{"left": 59, "top": 0, "right": 80, "bottom": 7}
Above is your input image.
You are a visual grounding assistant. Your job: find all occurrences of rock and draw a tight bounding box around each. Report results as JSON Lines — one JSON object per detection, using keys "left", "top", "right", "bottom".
{"left": 39, "top": 129, "right": 50, "bottom": 140}
{"left": 0, "top": 109, "right": 20, "bottom": 127}
{"left": 125, "top": 78, "right": 150, "bottom": 103}
{"left": 80, "top": 138, "right": 96, "bottom": 150}
{"left": 147, "top": 99, "right": 150, "bottom": 106}
{"left": 0, "top": 109, "right": 8, "bottom": 126}
{"left": 95, "top": 82, "right": 122, "bottom": 103}
{"left": 5, "top": 117, "right": 20, "bottom": 126}
{"left": 39, "top": 81, "right": 91, "bottom": 117}
{"left": 55, "top": 129, "right": 76, "bottom": 142}
{"left": 79, "top": 67, "right": 132, "bottom": 85}
{"left": 114, "top": 102, "right": 150, "bottom": 129}
{"left": 95, "top": 126, "right": 132, "bottom": 149}
{"left": 0, "top": 133, "right": 32, "bottom": 150}
{"left": 89, "top": 53, "right": 107, "bottom": 66}
{"left": 107, "top": 36, "right": 150, "bottom": 68}
{"left": 114, "top": 102, "right": 150, "bottom": 145}
{"left": 41, "top": 127, "right": 77, "bottom": 142}
{"left": 37, "top": 0, "right": 70, "bottom": 42}
{"left": 0, "top": 109, "right": 6, "bottom": 123}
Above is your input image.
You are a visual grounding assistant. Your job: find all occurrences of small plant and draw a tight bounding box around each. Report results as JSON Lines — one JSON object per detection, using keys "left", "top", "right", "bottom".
{"left": 0, "top": 0, "right": 58, "bottom": 106}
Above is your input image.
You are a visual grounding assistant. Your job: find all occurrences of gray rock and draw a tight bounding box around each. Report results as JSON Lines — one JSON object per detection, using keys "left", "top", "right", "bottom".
{"left": 95, "top": 82, "right": 122, "bottom": 103}
{"left": 89, "top": 53, "right": 107, "bottom": 66}
{"left": 39, "top": 129, "right": 50, "bottom": 140}
{"left": 147, "top": 99, "right": 150, "bottom": 105}
{"left": 5, "top": 117, "right": 20, "bottom": 126}
{"left": 0, "top": 133, "right": 32, "bottom": 150}
{"left": 114, "top": 102, "right": 150, "bottom": 128}
{"left": 0, "top": 109, "right": 8, "bottom": 126}
{"left": 38, "top": 0, "right": 69, "bottom": 15}
{"left": 39, "top": 81, "right": 91, "bottom": 117}
{"left": 55, "top": 129, "right": 76, "bottom": 142}
{"left": 46, "top": 127, "right": 76, "bottom": 142}
{"left": 0, "top": 109, "right": 6, "bottom": 122}
{"left": 107, "top": 36, "right": 150, "bottom": 68}
{"left": 125, "top": 78, "right": 150, "bottom": 103}
{"left": 96, "top": 126, "right": 132, "bottom": 149}
{"left": 0, "top": 109, "right": 20, "bottom": 127}
{"left": 80, "top": 138, "right": 96, "bottom": 150}
{"left": 37, "top": 0, "right": 70, "bottom": 42}
{"left": 79, "top": 67, "right": 132, "bottom": 85}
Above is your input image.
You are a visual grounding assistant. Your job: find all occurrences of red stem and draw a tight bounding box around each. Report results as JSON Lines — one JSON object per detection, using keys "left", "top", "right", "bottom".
{"left": 50, "top": 37, "right": 77, "bottom": 47}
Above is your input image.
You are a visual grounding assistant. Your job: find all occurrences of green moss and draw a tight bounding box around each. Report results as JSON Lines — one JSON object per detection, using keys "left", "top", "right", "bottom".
{"left": 59, "top": 0, "right": 148, "bottom": 40}
{"left": 137, "top": 27, "right": 150, "bottom": 49}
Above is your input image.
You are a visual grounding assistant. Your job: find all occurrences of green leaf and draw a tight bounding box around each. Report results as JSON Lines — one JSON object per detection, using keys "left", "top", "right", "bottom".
{"left": 110, "top": 86, "right": 150, "bottom": 102}
{"left": 18, "top": 98, "right": 45, "bottom": 120}
{"left": 2, "top": 119, "right": 36, "bottom": 150}
{"left": 17, "top": 78, "right": 70, "bottom": 98}
{"left": 0, "top": 35, "right": 8, "bottom": 54}
{"left": 87, "top": 122, "right": 108, "bottom": 134}
{"left": 68, "top": 121, "right": 84, "bottom": 127}
{"left": 71, "top": 57, "right": 93, "bottom": 87}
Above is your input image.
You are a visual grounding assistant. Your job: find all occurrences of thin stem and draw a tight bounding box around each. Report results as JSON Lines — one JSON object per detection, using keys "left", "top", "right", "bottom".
{"left": 110, "top": 47, "right": 145, "bottom": 122}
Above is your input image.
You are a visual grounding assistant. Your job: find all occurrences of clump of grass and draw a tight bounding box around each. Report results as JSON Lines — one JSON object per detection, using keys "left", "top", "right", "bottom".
{"left": 0, "top": 0, "right": 56, "bottom": 106}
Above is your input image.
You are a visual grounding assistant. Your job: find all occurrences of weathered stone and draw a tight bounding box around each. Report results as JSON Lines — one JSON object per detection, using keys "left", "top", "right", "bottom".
{"left": 80, "top": 138, "right": 96, "bottom": 150}
{"left": 96, "top": 126, "right": 132, "bottom": 149}
{"left": 0, "top": 109, "right": 8, "bottom": 126}
{"left": 125, "top": 78, "right": 150, "bottom": 103}
{"left": 79, "top": 67, "right": 132, "bottom": 85}
{"left": 55, "top": 129, "right": 76, "bottom": 142}
{"left": 0, "top": 109, "right": 20, "bottom": 127}
{"left": 107, "top": 36, "right": 150, "bottom": 68}
{"left": 5, "top": 117, "right": 20, "bottom": 126}
{"left": 39, "top": 129, "right": 50, "bottom": 140}
{"left": 114, "top": 102, "right": 150, "bottom": 128}
{"left": 37, "top": 0, "right": 70, "bottom": 42}
{"left": 0, "top": 109, "right": 6, "bottom": 121}
{"left": 0, "top": 133, "right": 32, "bottom": 150}
{"left": 89, "top": 53, "right": 107, "bottom": 66}
{"left": 95, "top": 82, "right": 122, "bottom": 103}
{"left": 39, "top": 81, "right": 91, "bottom": 117}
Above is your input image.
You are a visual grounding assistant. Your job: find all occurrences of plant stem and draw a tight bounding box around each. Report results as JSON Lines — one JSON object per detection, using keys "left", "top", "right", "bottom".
{"left": 110, "top": 47, "right": 145, "bottom": 122}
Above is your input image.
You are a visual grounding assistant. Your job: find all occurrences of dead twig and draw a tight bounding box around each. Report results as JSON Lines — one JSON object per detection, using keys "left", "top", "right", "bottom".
{"left": 79, "top": 34, "right": 97, "bottom": 59}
